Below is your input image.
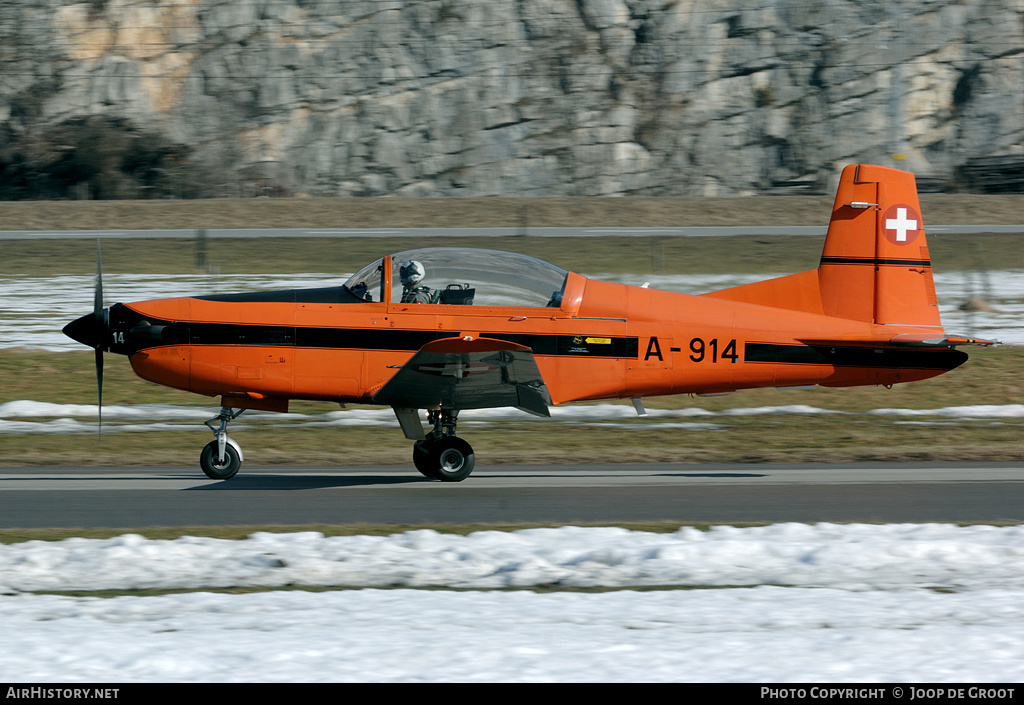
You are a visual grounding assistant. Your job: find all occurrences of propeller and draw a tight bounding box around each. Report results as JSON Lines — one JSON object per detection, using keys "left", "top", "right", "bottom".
{"left": 62, "top": 239, "right": 107, "bottom": 434}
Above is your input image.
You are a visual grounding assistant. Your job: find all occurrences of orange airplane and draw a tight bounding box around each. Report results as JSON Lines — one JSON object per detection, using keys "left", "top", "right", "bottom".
{"left": 64, "top": 164, "right": 995, "bottom": 481}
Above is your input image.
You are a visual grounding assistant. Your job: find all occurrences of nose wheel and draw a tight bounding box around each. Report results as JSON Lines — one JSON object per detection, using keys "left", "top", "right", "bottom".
{"left": 412, "top": 410, "right": 475, "bottom": 482}
{"left": 200, "top": 441, "right": 241, "bottom": 480}
{"left": 200, "top": 407, "right": 245, "bottom": 480}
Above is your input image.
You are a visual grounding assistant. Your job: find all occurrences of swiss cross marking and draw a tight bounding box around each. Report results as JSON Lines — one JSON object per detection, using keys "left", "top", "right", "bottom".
{"left": 886, "top": 208, "right": 916, "bottom": 241}
{"left": 882, "top": 204, "right": 921, "bottom": 246}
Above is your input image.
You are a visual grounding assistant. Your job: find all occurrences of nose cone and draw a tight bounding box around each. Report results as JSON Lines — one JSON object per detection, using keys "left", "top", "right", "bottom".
{"left": 63, "top": 312, "right": 106, "bottom": 350}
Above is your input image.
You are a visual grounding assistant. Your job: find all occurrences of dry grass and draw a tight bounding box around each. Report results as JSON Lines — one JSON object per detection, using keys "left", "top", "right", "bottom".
{"left": 1, "top": 193, "right": 1022, "bottom": 231}
{"left": 2, "top": 231, "right": 1023, "bottom": 277}
{"left": 1, "top": 191, "right": 1019, "bottom": 277}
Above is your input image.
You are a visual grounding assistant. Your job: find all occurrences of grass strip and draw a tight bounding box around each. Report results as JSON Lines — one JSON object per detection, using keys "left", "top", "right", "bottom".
{"left": 2, "top": 194, "right": 1022, "bottom": 231}
{"left": 2, "top": 232, "right": 1022, "bottom": 276}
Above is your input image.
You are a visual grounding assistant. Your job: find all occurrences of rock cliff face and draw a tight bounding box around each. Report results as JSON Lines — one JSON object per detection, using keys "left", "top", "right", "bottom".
{"left": 1, "top": 0, "right": 1021, "bottom": 198}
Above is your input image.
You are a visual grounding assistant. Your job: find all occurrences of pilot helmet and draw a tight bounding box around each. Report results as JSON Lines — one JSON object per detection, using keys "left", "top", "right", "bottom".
{"left": 399, "top": 260, "right": 425, "bottom": 286}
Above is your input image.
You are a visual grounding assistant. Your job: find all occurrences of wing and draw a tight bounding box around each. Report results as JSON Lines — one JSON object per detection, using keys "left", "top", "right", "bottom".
{"left": 371, "top": 337, "right": 552, "bottom": 417}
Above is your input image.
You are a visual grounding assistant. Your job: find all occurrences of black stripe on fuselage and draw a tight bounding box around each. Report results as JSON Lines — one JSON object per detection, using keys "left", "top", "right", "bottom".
{"left": 819, "top": 256, "right": 932, "bottom": 267}
{"left": 185, "top": 322, "right": 640, "bottom": 358}
{"left": 744, "top": 342, "right": 966, "bottom": 370}
{"left": 111, "top": 303, "right": 639, "bottom": 358}
{"left": 110, "top": 303, "right": 640, "bottom": 357}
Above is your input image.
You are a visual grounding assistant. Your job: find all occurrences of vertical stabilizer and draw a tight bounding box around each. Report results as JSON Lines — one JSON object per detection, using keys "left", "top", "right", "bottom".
{"left": 818, "top": 164, "right": 940, "bottom": 326}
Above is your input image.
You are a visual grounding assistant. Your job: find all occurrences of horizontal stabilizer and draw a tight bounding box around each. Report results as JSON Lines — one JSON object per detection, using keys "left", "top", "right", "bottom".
{"left": 798, "top": 333, "right": 1000, "bottom": 349}
{"left": 889, "top": 333, "right": 1000, "bottom": 347}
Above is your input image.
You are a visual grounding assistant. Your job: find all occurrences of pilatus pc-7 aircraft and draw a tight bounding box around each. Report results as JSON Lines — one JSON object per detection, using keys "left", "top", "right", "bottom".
{"left": 64, "top": 164, "right": 995, "bottom": 482}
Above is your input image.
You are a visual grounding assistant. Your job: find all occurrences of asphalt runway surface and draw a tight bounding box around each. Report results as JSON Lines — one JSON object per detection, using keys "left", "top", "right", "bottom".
{"left": 1, "top": 462, "right": 1021, "bottom": 528}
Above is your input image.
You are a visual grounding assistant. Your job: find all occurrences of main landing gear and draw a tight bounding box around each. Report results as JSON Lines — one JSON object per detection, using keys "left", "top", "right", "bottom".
{"left": 412, "top": 409, "right": 475, "bottom": 482}
{"left": 200, "top": 407, "right": 246, "bottom": 480}
{"left": 196, "top": 405, "right": 476, "bottom": 483}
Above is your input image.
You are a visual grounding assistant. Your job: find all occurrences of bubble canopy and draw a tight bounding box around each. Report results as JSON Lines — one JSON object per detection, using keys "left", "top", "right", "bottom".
{"left": 343, "top": 248, "right": 570, "bottom": 308}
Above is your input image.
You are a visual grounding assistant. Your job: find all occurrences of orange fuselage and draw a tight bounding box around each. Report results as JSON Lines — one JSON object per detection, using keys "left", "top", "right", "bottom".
{"left": 117, "top": 270, "right": 963, "bottom": 413}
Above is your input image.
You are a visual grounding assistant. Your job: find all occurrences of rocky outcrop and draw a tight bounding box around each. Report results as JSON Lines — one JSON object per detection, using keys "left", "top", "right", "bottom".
{"left": 1, "top": 0, "right": 1021, "bottom": 198}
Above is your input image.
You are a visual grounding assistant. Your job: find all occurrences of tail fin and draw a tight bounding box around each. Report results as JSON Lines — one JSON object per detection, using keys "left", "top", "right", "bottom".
{"left": 704, "top": 164, "right": 940, "bottom": 327}
{"left": 818, "top": 163, "right": 939, "bottom": 326}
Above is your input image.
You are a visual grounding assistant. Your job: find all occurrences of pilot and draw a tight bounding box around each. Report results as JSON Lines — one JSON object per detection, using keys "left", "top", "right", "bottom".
{"left": 399, "top": 260, "right": 435, "bottom": 304}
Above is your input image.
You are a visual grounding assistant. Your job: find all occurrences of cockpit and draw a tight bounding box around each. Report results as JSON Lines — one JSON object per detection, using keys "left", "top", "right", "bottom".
{"left": 343, "top": 248, "right": 571, "bottom": 308}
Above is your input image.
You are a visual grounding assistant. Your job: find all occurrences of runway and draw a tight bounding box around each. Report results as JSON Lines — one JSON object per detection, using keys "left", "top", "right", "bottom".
{"left": 1, "top": 462, "right": 1021, "bottom": 528}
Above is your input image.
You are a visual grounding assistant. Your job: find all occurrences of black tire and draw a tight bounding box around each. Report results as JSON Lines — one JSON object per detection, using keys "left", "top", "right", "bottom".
{"left": 428, "top": 437, "right": 475, "bottom": 482}
{"left": 199, "top": 441, "right": 241, "bottom": 480}
{"left": 412, "top": 440, "right": 439, "bottom": 479}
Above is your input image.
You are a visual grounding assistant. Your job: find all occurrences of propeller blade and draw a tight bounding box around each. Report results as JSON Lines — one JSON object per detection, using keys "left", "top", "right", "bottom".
{"left": 94, "top": 239, "right": 104, "bottom": 323}
{"left": 94, "top": 239, "right": 104, "bottom": 435}
{"left": 95, "top": 346, "right": 103, "bottom": 435}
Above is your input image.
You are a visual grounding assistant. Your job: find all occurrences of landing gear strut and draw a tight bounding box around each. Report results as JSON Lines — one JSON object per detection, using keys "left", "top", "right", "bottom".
{"left": 200, "top": 407, "right": 245, "bottom": 480}
{"left": 412, "top": 409, "right": 475, "bottom": 482}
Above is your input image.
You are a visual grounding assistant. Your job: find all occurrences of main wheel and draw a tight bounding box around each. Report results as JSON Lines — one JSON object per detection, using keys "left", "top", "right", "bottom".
{"left": 428, "top": 437, "right": 475, "bottom": 482}
{"left": 412, "top": 440, "right": 439, "bottom": 479}
{"left": 200, "top": 441, "right": 241, "bottom": 480}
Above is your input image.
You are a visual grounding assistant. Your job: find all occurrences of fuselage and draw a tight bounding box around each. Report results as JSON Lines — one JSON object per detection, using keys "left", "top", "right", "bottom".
{"left": 81, "top": 270, "right": 964, "bottom": 413}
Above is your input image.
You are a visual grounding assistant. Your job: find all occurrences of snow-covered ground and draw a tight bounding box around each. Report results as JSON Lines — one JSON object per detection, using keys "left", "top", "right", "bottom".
{"left": 2, "top": 399, "right": 1024, "bottom": 436}
{"left": 2, "top": 524, "right": 1023, "bottom": 682}
{"left": 2, "top": 270, "right": 1021, "bottom": 351}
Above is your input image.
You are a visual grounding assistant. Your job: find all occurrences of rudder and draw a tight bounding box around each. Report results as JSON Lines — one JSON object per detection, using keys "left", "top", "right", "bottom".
{"left": 703, "top": 164, "right": 942, "bottom": 327}
{"left": 819, "top": 164, "right": 940, "bottom": 326}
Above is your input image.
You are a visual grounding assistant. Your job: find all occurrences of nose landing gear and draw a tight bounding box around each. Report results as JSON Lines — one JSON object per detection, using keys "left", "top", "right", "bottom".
{"left": 200, "top": 407, "right": 246, "bottom": 480}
